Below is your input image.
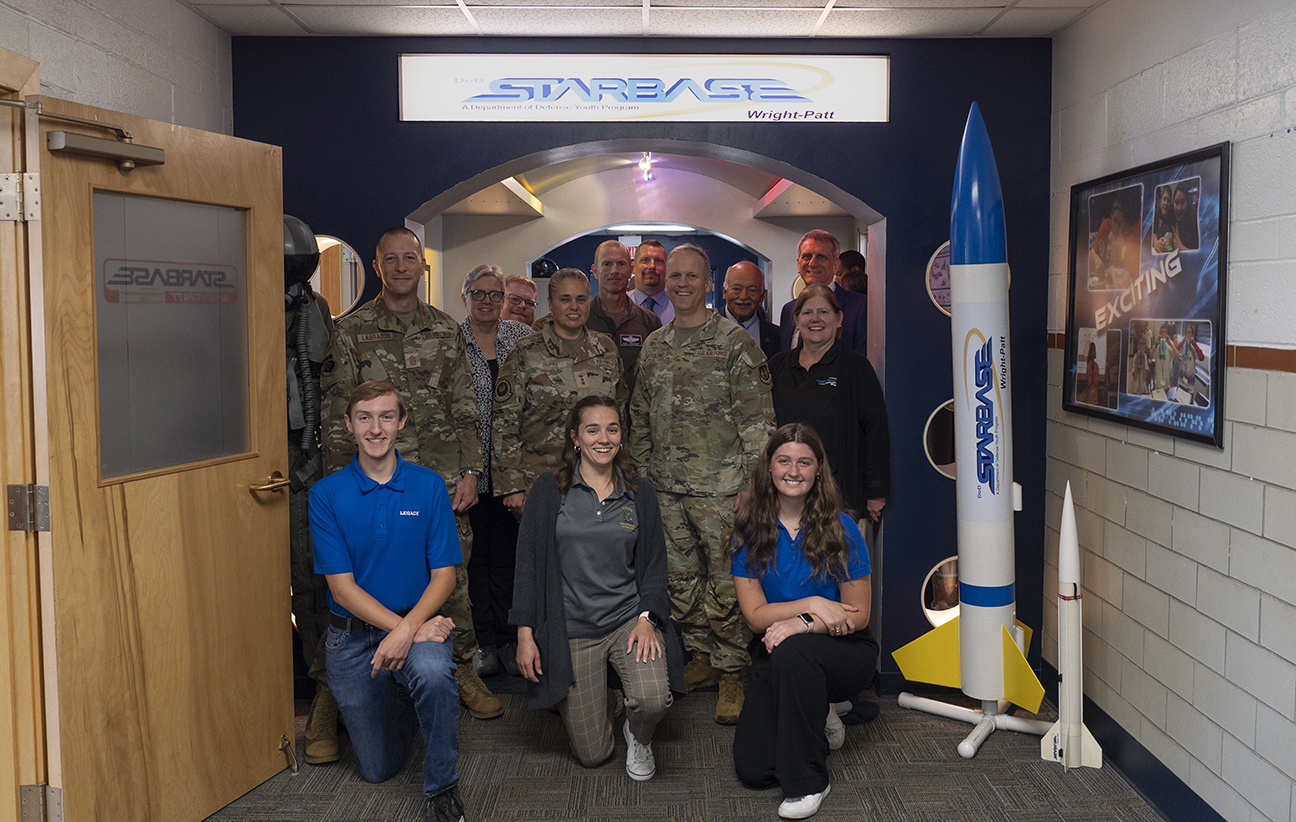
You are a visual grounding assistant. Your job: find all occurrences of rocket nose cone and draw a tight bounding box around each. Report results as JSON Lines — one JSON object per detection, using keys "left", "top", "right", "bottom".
{"left": 950, "top": 102, "right": 1007, "bottom": 266}
{"left": 1059, "top": 481, "right": 1081, "bottom": 584}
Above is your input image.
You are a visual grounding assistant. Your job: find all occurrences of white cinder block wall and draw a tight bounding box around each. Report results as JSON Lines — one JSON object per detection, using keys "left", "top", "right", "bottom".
{"left": 1047, "top": 2, "right": 1296, "bottom": 821}
{"left": 0, "top": 0, "right": 232, "bottom": 134}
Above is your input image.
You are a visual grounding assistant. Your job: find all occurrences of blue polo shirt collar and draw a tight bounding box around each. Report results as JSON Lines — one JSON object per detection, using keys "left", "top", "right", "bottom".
{"left": 347, "top": 451, "right": 409, "bottom": 494}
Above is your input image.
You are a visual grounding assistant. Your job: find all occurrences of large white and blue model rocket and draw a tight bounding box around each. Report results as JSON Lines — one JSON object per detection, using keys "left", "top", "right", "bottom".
{"left": 895, "top": 103, "right": 1050, "bottom": 757}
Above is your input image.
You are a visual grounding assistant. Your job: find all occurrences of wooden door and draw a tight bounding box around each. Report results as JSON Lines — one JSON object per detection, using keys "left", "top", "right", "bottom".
{"left": 0, "top": 48, "right": 46, "bottom": 822}
{"left": 31, "top": 96, "right": 292, "bottom": 820}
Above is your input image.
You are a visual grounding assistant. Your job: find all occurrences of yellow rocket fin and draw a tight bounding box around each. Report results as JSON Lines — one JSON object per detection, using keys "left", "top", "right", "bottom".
{"left": 1002, "top": 624, "right": 1044, "bottom": 713}
{"left": 892, "top": 616, "right": 961, "bottom": 689}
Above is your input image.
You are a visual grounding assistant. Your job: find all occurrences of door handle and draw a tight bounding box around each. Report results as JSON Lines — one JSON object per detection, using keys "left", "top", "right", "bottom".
{"left": 251, "top": 471, "right": 292, "bottom": 493}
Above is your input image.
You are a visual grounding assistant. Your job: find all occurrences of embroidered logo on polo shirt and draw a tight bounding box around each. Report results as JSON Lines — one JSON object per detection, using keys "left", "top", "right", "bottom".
{"left": 817, "top": 377, "right": 838, "bottom": 387}
{"left": 621, "top": 506, "right": 636, "bottom": 530}
{"left": 400, "top": 510, "right": 421, "bottom": 516}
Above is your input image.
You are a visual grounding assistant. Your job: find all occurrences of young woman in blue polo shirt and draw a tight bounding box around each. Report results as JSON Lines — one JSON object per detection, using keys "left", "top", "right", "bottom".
{"left": 728, "top": 423, "right": 879, "bottom": 820}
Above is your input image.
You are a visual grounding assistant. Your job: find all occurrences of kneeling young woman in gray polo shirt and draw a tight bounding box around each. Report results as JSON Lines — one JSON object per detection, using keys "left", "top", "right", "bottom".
{"left": 510, "top": 395, "right": 686, "bottom": 781}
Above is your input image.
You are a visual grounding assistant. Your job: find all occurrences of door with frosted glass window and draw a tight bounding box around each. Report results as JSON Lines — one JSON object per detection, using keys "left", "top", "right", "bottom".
{"left": 31, "top": 95, "right": 291, "bottom": 821}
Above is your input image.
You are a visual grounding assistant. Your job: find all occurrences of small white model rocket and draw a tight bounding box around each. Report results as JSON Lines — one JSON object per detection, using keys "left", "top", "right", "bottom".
{"left": 1041, "top": 481, "right": 1103, "bottom": 769}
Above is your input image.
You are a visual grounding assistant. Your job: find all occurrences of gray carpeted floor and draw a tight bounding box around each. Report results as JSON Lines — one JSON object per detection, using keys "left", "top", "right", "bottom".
{"left": 205, "top": 678, "right": 1165, "bottom": 822}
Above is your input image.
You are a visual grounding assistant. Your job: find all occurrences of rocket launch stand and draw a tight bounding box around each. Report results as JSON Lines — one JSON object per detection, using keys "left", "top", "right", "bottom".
{"left": 897, "top": 694, "right": 1052, "bottom": 759}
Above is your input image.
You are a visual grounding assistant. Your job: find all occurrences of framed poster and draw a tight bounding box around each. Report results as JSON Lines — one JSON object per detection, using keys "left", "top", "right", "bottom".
{"left": 1062, "top": 142, "right": 1229, "bottom": 447}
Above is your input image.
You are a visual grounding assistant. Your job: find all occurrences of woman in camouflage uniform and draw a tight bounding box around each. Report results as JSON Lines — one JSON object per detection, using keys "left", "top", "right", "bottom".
{"left": 493, "top": 268, "right": 628, "bottom": 516}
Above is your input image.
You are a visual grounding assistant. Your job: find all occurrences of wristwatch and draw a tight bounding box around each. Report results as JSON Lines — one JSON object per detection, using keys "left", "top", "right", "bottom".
{"left": 798, "top": 613, "right": 815, "bottom": 633}
{"left": 639, "top": 610, "right": 658, "bottom": 627}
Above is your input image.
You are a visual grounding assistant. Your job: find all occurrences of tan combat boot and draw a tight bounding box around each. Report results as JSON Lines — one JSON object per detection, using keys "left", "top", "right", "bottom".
{"left": 683, "top": 651, "right": 720, "bottom": 691}
{"left": 715, "top": 672, "right": 744, "bottom": 725}
{"left": 303, "top": 682, "right": 340, "bottom": 764}
{"left": 456, "top": 663, "right": 504, "bottom": 719}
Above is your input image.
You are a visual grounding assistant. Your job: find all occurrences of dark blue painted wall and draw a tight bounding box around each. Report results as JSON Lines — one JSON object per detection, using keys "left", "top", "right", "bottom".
{"left": 232, "top": 36, "right": 1052, "bottom": 678}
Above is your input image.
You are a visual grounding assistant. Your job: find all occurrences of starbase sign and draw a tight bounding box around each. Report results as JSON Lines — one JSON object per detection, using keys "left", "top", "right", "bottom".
{"left": 400, "top": 54, "right": 889, "bottom": 123}
{"left": 102, "top": 258, "right": 239, "bottom": 305}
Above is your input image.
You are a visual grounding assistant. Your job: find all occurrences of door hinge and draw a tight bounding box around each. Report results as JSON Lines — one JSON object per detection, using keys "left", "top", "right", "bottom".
{"left": 7, "top": 484, "right": 50, "bottom": 532}
{"left": 20, "top": 784, "right": 60, "bottom": 822}
{"left": 0, "top": 172, "right": 40, "bottom": 222}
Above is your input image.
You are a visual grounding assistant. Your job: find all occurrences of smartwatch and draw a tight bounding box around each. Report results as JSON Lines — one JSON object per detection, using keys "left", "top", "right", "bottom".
{"left": 798, "top": 613, "right": 815, "bottom": 633}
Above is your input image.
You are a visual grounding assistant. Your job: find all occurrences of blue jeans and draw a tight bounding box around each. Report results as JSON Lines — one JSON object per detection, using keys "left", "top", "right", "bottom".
{"left": 325, "top": 624, "right": 459, "bottom": 796}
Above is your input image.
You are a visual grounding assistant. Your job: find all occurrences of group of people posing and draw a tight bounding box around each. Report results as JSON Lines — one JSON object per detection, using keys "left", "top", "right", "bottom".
{"left": 299, "top": 226, "right": 891, "bottom": 821}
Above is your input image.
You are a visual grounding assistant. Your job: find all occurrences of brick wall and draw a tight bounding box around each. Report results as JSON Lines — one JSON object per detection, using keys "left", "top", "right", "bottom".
{"left": 0, "top": 0, "right": 231, "bottom": 134}
{"left": 1047, "top": 2, "right": 1296, "bottom": 820}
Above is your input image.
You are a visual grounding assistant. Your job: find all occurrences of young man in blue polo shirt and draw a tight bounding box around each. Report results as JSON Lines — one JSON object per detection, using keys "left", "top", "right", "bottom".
{"left": 310, "top": 380, "right": 467, "bottom": 822}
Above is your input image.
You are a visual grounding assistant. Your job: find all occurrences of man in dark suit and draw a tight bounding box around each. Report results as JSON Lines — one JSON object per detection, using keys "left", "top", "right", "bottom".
{"left": 779, "top": 230, "right": 868, "bottom": 354}
{"left": 718, "top": 261, "right": 781, "bottom": 360}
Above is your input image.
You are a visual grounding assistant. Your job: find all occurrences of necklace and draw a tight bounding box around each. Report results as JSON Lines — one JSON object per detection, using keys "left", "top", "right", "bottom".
{"left": 780, "top": 517, "right": 801, "bottom": 536}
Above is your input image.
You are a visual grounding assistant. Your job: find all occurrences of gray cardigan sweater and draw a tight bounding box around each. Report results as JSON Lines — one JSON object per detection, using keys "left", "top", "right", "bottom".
{"left": 509, "top": 471, "right": 687, "bottom": 709}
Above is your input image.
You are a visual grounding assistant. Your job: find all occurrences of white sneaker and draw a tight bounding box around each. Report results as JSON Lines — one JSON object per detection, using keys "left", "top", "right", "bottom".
{"left": 623, "top": 719, "right": 655, "bottom": 781}
{"left": 825, "top": 706, "right": 845, "bottom": 750}
{"left": 778, "top": 784, "right": 830, "bottom": 819}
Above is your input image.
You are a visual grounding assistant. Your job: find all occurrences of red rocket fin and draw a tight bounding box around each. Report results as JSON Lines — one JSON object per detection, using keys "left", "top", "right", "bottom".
{"left": 892, "top": 616, "right": 961, "bottom": 689}
{"left": 1002, "top": 624, "right": 1045, "bottom": 713}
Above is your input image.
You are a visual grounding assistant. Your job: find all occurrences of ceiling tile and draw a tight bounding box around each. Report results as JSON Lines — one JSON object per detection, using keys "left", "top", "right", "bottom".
{"left": 825, "top": 0, "right": 1006, "bottom": 6}
{"left": 284, "top": 0, "right": 453, "bottom": 4}
{"left": 466, "top": 0, "right": 636, "bottom": 6}
{"left": 815, "top": 7, "right": 999, "bottom": 36}
{"left": 470, "top": 6, "right": 643, "bottom": 34}
{"left": 648, "top": 8, "right": 822, "bottom": 37}
{"left": 980, "top": 6, "right": 1085, "bottom": 35}
{"left": 193, "top": 4, "right": 311, "bottom": 34}
{"left": 651, "top": 0, "right": 827, "bottom": 7}
{"left": 287, "top": 5, "right": 476, "bottom": 34}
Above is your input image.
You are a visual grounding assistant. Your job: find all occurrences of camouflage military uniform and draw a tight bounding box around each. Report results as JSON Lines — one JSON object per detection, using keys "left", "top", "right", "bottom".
{"left": 492, "top": 322, "right": 627, "bottom": 498}
{"left": 320, "top": 296, "right": 483, "bottom": 667}
{"left": 628, "top": 312, "right": 775, "bottom": 672}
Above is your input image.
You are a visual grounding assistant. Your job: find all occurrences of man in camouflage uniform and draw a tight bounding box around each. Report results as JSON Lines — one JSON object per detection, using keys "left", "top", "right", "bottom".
{"left": 493, "top": 269, "right": 627, "bottom": 517}
{"left": 628, "top": 244, "right": 775, "bottom": 725}
{"left": 586, "top": 240, "right": 660, "bottom": 398}
{"left": 320, "top": 227, "right": 502, "bottom": 721}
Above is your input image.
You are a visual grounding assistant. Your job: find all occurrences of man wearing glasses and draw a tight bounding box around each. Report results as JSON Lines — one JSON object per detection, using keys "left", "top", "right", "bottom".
{"left": 501, "top": 274, "right": 538, "bottom": 327}
{"left": 320, "top": 228, "right": 504, "bottom": 737}
{"left": 719, "top": 261, "right": 782, "bottom": 359}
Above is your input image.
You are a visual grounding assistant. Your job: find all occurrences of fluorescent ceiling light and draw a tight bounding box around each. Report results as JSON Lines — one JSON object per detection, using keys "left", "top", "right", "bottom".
{"left": 601, "top": 223, "right": 694, "bottom": 232}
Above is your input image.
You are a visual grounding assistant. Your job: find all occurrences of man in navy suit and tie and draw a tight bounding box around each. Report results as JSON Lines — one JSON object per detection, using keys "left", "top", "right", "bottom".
{"left": 718, "top": 261, "right": 781, "bottom": 360}
{"left": 778, "top": 230, "right": 868, "bottom": 354}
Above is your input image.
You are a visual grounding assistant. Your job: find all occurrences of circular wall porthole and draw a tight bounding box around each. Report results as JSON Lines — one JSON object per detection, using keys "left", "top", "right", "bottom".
{"left": 926, "top": 241, "right": 951, "bottom": 316}
{"left": 923, "top": 400, "right": 955, "bottom": 479}
{"left": 922, "top": 556, "right": 960, "bottom": 627}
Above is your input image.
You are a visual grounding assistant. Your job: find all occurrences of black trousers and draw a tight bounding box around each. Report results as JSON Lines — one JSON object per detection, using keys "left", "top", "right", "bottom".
{"left": 733, "top": 628, "right": 878, "bottom": 798}
{"left": 466, "top": 493, "right": 520, "bottom": 650}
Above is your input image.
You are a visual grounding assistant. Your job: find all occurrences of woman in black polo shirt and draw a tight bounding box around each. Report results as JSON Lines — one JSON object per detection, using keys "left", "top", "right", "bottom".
{"left": 767, "top": 284, "right": 891, "bottom": 523}
{"left": 510, "top": 395, "right": 685, "bottom": 781}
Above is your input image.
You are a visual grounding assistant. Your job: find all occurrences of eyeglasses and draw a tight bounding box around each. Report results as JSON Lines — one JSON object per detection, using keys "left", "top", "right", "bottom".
{"left": 468, "top": 289, "right": 504, "bottom": 303}
{"left": 506, "top": 294, "right": 537, "bottom": 309}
